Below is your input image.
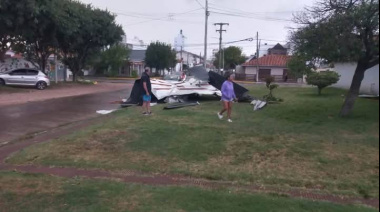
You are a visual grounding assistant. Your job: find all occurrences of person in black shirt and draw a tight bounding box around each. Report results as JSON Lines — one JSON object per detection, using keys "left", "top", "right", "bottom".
{"left": 141, "top": 67, "right": 152, "bottom": 115}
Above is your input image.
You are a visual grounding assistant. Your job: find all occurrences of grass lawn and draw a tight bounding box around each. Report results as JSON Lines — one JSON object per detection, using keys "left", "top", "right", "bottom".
{"left": 0, "top": 171, "right": 377, "bottom": 212}
{"left": 6, "top": 85, "right": 379, "bottom": 198}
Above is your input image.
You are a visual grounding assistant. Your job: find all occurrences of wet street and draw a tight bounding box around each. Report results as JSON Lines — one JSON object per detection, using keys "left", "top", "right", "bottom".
{"left": 0, "top": 88, "right": 131, "bottom": 143}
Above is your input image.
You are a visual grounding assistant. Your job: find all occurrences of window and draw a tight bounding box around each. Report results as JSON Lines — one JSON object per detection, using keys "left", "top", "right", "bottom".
{"left": 10, "top": 69, "right": 27, "bottom": 76}
{"left": 27, "top": 70, "right": 39, "bottom": 76}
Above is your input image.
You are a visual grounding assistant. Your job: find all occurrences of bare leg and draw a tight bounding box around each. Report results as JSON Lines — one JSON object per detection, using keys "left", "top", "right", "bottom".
{"left": 227, "top": 102, "right": 232, "bottom": 119}
{"left": 142, "top": 102, "right": 147, "bottom": 113}
{"left": 220, "top": 101, "right": 228, "bottom": 115}
{"left": 147, "top": 101, "right": 151, "bottom": 113}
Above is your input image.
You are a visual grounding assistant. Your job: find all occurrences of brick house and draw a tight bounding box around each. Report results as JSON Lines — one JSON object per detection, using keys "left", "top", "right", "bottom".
{"left": 238, "top": 43, "right": 294, "bottom": 82}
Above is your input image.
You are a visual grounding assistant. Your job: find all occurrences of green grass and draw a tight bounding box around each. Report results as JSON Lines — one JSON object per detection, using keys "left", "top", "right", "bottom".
{"left": 7, "top": 86, "right": 380, "bottom": 198}
{"left": 0, "top": 171, "right": 377, "bottom": 212}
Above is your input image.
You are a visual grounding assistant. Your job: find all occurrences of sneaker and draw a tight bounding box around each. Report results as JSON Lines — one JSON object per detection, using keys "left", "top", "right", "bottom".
{"left": 228, "top": 119, "right": 233, "bottom": 123}
{"left": 217, "top": 113, "right": 224, "bottom": 120}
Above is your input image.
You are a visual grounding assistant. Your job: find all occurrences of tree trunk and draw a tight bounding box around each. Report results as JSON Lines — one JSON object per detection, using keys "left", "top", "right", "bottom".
{"left": 339, "top": 61, "right": 367, "bottom": 117}
{"left": 72, "top": 72, "right": 77, "bottom": 82}
{"left": 40, "top": 60, "right": 47, "bottom": 74}
{"left": 0, "top": 50, "right": 7, "bottom": 62}
{"left": 318, "top": 87, "right": 322, "bottom": 95}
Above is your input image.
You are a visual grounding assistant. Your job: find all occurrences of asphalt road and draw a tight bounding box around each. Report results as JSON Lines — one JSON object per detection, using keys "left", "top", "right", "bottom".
{"left": 0, "top": 88, "right": 131, "bottom": 143}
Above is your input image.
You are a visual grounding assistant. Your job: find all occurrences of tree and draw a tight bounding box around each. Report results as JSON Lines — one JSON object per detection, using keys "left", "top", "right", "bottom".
{"left": 263, "top": 76, "right": 283, "bottom": 102}
{"left": 306, "top": 71, "right": 341, "bottom": 95}
{"left": 287, "top": 54, "right": 314, "bottom": 78}
{"left": 56, "top": 1, "right": 124, "bottom": 81}
{"left": 92, "top": 44, "right": 130, "bottom": 76}
{"left": 145, "top": 42, "right": 177, "bottom": 76}
{"left": 12, "top": 0, "right": 66, "bottom": 73}
{"left": 291, "top": 0, "right": 379, "bottom": 116}
{"left": 0, "top": 0, "right": 34, "bottom": 61}
{"left": 213, "top": 46, "right": 246, "bottom": 70}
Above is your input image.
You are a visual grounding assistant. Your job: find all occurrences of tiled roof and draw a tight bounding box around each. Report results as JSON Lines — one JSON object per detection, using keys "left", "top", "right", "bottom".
{"left": 242, "top": 55, "right": 291, "bottom": 67}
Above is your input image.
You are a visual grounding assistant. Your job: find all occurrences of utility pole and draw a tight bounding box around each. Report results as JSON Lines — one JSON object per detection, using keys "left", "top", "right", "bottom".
{"left": 256, "top": 31, "right": 260, "bottom": 82}
{"left": 180, "top": 30, "right": 184, "bottom": 73}
{"left": 203, "top": 0, "right": 209, "bottom": 68}
{"left": 215, "top": 23, "right": 229, "bottom": 73}
{"left": 54, "top": 50, "right": 58, "bottom": 84}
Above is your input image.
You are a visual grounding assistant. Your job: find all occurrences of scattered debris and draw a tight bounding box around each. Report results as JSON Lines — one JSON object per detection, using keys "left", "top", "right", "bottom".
{"left": 164, "top": 102, "right": 200, "bottom": 110}
{"left": 359, "top": 94, "right": 379, "bottom": 99}
{"left": 122, "top": 66, "right": 254, "bottom": 109}
{"left": 251, "top": 100, "right": 268, "bottom": 111}
{"left": 96, "top": 110, "right": 116, "bottom": 115}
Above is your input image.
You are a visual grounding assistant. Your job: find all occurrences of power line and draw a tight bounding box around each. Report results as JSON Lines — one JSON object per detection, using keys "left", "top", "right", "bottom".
{"left": 209, "top": 10, "right": 293, "bottom": 22}
{"left": 195, "top": 0, "right": 205, "bottom": 9}
{"left": 208, "top": 3, "right": 300, "bottom": 15}
{"left": 123, "top": 8, "right": 203, "bottom": 26}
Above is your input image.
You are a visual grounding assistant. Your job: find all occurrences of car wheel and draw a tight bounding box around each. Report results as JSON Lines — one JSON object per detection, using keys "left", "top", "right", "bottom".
{"left": 0, "top": 79, "right": 5, "bottom": 86}
{"left": 36, "top": 81, "right": 47, "bottom": 90}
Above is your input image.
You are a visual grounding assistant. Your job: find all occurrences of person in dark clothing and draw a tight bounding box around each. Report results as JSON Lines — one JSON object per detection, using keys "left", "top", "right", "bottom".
{"left": 141, "top": 67, "right": 152, "bottom": 115}
{"left": 284, "top": 73, "right": 289, "bottom": 82}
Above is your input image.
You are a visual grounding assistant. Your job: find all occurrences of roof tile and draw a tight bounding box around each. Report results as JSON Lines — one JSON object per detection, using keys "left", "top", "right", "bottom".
{"left": 242, "top": 55, "right": 291, "bottom": 67}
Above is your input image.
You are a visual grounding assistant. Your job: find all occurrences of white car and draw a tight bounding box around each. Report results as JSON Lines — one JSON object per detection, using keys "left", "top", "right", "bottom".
{"left": 0, "top": 68, "right": 51, "bottom": 90}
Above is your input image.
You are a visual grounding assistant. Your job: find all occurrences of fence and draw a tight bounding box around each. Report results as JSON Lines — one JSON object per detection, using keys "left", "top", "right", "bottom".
{"left": 235, "top": 74, "right": 257, "bottom": 81}
{"left": 235, "top": 74, "right": 297, "bottom": 83}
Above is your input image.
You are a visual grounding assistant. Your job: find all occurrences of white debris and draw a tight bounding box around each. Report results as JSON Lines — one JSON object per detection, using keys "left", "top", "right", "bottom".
{"left": 96, "top": 110, "right": 116, "bottom": 115}
{"left": 251, "top": 100, "right": 267, "bottom": 111}
{"left": 150, "top": 103, "right": 157, "bottom": 107}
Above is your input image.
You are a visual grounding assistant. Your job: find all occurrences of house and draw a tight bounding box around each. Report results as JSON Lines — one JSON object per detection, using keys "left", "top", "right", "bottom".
{"left": 268, "top": 43, "right": 288, "bottom": 55}
{"left": 332, "top": 63, "right": 379, "bottom": 95}
{"left": 239, "top": 43, "right": 294, "bottom": 82}
{"left": 176, "top": 50, "right": 202, "bottom": 68}
{"left": 119, "top": 50, "right": 146, "bottom": 77}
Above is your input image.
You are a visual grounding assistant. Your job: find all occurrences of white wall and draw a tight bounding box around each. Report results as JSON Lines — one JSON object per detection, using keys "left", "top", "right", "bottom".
{"left": 0, "top": 58, "right": 36, "bottom": 73}
{"left": 271, "top": 68, "right": 284, "bottom": 75}
{"left": 176, "top": 52, "right": 199, "bottom": 67}
{"left": 245, "top": 67, "right": 257, "bottom": 75}
{"left": 244, "top": 67, "right": 285, "bottom": 75}
{"left": 334, "top": 63, "right": 379, "bottom": 95}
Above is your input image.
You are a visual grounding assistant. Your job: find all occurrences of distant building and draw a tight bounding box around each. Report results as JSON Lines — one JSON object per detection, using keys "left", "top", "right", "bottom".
{"left": 176, "top": 50, "right": 202, "bottom": 68}
{"left": 267, "top": 43, "right": 288, "bottom": 56}
{"left": 332, "top": 63, "right": 379, "bottom": 95}
{"left": 212, "top": 49, "right": 219, "bottom": 61}
{"left": 119, "top": 50, "right": 146, "bottom": 77}
{"left": 239, "top": 43, "right": 295, "bottom": 82}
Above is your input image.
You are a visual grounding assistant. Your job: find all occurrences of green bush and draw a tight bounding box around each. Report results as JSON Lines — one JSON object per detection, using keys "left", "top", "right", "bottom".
{"left": 306, "top": 71, "right": 340, "bottom": 95}
{"left": 263, "top": 76, "right": 283, "bottom": 102}
{"left": 131, "top": 70, "right": 138, "bottom": 78}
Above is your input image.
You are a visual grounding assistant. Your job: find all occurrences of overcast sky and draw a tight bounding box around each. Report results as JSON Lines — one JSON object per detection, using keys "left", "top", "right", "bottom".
{"left": 79, "top": 0, "right": 315, "bottom": 57}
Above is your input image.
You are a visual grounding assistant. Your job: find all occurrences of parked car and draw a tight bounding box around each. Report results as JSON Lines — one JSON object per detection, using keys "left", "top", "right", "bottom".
{"left": 0, "top": 68, "right": 50, "bottom": 90}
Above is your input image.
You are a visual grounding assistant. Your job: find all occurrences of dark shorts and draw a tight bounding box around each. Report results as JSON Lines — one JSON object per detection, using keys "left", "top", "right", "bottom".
{"left": 143, "top": 95, "right": 152, "bottom": 102}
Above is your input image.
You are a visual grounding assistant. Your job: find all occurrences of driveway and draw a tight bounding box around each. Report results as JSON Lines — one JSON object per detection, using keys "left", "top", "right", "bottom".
{"left": 0, "top": 86, "right": 132, "bottom": 143}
